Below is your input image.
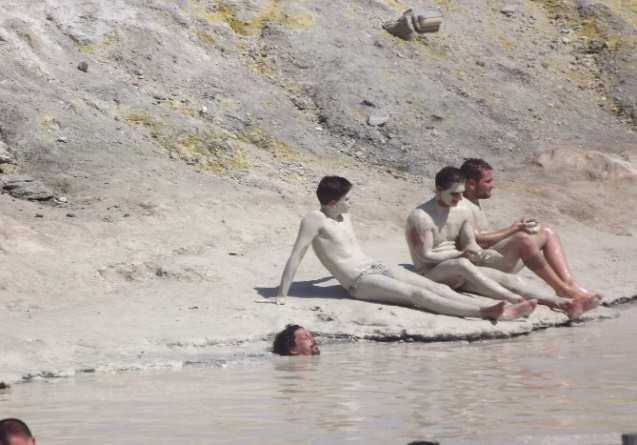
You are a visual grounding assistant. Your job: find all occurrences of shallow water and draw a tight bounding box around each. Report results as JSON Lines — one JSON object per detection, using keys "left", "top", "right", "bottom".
{"left": 2, "top": 306, "right": 637, "bottom": 445}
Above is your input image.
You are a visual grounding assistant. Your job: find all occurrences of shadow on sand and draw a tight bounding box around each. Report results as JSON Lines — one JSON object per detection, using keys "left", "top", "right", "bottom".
{"left": 255, "top": 276, "right": 348, "bottom": 301}
{"left": 255, "top": 265, "right": 418, "bottom": 302}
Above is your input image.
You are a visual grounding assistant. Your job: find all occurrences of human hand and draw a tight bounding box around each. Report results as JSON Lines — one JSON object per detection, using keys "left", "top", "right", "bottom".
{"left": 433, "top": 240, "right": 457, "bottom": 252}
{"left": 461, "top": 247, "right": 481, "bottom": 260}
{"left": 521, "top": 218, "right": 540, "bottom": 234}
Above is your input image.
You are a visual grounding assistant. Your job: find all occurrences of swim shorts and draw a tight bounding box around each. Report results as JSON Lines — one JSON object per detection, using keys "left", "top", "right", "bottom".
{"left": 348, "top": 262, "right": 395, "bottom": 298}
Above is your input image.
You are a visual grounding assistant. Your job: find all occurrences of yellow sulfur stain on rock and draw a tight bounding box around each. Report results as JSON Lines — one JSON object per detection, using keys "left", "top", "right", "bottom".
{"left": 171, "top": 131, "right": 250, "bottom": 173}
{"left": 195, "top": 30, "right": 216, "bottom": 45}
{"left": 166, "top": 99, "right": 197, "bottom": 118}
{"left": 384, "top": 0, "right": 406, "bottom": 13}
{"left": 240, "top": 127, "right": 297, "bottom": 160}
{"left": 187, "top": 0, "right": 314, "bottom": 36}
{"left": 124, "top": 112, "right": 165, "bottom": 139}
{"left": 77, "top": 33, "right": 118, "bottom": 54}
{"left": 39, "top": 115, "right": 61, "bottom": 130}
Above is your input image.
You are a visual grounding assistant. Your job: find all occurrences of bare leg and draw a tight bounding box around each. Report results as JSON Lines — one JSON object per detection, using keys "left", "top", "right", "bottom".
{"left": 353, "top": 273, "right": 531, "bottom": 320}
{"left": 491, "top": 231, "right": 591, "bottom": 301}
{"left": 477, "top": 267, "right": 598, "bottom": 319}
{"left": 354, "top": 274, "right": 482, "bottom": 317}
{"left": 425, "top": 258, "right": 526, "bottom": 303}
{"left": 541, "top": 227, "right": 594, "bottom": 296}
{"left": 478, "top": 267, "right": 566, "bottom": 306}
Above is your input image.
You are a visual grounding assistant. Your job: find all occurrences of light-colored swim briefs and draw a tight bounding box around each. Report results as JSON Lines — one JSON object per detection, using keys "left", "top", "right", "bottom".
{"left": 349, "top": 262, "right": 395, "bottom": 297}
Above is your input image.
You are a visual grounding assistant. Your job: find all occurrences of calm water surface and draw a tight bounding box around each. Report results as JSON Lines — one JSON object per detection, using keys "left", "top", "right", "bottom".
{"left": 2, "top": 306, "right": 637, "bottom": 444}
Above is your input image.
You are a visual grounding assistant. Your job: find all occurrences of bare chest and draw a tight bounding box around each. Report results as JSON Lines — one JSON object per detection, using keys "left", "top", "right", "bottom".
{"left": 316, "top": 218, "right": 357, "bottom": 246}
{"left": 429, "top": 213, "right": 465, "bottom": 245}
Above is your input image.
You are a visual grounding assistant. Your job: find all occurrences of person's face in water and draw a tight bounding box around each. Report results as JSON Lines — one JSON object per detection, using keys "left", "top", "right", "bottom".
{"left": 6, "top": 436, "right": 36, "bottom": 445}
{"left": 330, "top": 193, "right": 351, "bottom": 214}
{"left": 438, "top": 182, "right": 464, "bottom": 207}
{"left": 291, "top": 328, "right": 320, "bottom": 356}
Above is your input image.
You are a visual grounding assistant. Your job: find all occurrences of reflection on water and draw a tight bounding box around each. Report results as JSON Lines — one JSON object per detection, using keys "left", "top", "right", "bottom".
{"left": 2, "top": 307, "right": 637, "bottom": 444}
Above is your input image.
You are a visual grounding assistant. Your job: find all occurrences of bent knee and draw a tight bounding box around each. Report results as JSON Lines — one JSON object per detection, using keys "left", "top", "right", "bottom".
{"left": 541, "top": 225, "right": 558, "bottom": 238}
{"left": 512, "top": 231, "right": 536, "bottom": 248}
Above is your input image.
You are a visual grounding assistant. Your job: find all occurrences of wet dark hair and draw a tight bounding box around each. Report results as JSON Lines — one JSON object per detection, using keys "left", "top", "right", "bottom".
{"left": 459, "top": 158, "right": 493, "bottom": 182}
{"left": 0, "top": 418, "right": 33, "bottom": 444}
{"left": 316, "top": 176, "right": 352, "bottom": 205}
{"left": 435, "top": 166, "right": 465, "bottom": 191}
{"left": 272, "top": 324, "right": 302, "bottom": 356}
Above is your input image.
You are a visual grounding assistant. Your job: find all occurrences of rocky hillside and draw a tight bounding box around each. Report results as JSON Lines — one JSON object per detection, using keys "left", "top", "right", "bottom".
{"left": 0, "top": 0, "right": 635, "bottom": 190}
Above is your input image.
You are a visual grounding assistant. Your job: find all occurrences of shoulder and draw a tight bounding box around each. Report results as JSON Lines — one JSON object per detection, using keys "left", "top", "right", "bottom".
{"left": 301, "top": 210, "right": 326, "bottom": 229}
{"left": 407, "top": 206, "right": 433, "bottom": 228}
{"left": 459, "top": 199, "right": 483, "bottom": 216}
{"left": 453, "top": 202, "right": 474, "bottom": 219}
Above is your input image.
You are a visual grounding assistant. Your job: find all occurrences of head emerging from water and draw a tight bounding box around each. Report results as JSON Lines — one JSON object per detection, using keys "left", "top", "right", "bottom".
{"left": 272, "top": 324, "right": 320, "bottom": 356}
{"left": 316, "top": 176, "right": 352, "bottom": 214}
{"left": 435, "top": 167, "right": 465, "bottom": 207}
{"left": 460, "top": 158, "right": 494, "bottom": 200}
{"left": 0, "top": 419, "right": 36, "bottom": 445}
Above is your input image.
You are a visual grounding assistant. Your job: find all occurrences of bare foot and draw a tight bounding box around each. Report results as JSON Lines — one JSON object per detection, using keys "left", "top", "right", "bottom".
{"left": 500, "top": 299, "right": 538, "bottom": 321}
{"left": 558, "top": 286, "right": 593, "bottom": 302}
{"left": 560, "top": 294, "right": 601, "bottom": 320}
{"left": 480, "top": 301, "right": 506, "bottom": 321}
{"left": 274, "top": 297, "right": 286, "bottom": 305}
{"left": 565, "top": 281, "right": 603, "bottom": 302}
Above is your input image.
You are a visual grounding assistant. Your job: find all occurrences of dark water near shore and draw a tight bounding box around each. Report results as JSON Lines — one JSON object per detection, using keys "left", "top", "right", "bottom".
{"left": 2, "top": 306, "right": 637, "bottom": 444}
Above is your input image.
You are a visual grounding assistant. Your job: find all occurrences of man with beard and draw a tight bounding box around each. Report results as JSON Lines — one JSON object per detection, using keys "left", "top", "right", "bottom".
{"left": 406, "top": 166, "right": 594, "bottom": 319}
{"left": 459, "top": 158, "right": 602, "bottom": 306}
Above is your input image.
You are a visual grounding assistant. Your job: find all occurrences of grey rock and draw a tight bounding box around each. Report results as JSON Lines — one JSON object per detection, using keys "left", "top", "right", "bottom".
{"left": 587, "top": 39, "right": 607, "bottom": 53}
{"left": 7, "top": 182, "right": 54, "bottom": 201}
{"left": 1, "top": 175, "right": 54, "bottom": 201}
{"left": 500, "top": 5, "right": 517, "bottom": 17}
{"left": 0, "top": 141, "right": 15, "bottom": 164}
{"left": 1, "top": 174, "right": 34, "bottom": 188}
{"left": 536, "top": 147, "right": 637, "bottom": 181}
{"left": 367, "top": 110, "right": 389, "bottom": 126}
{"left": 383, "top": 9, "right": 442, "bottom": 41}
{"left": 77, "top": 61, "right": 88, "bottom": 72}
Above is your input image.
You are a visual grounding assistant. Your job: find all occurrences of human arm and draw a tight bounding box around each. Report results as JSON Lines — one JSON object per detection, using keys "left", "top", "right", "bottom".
{"left": 475, "top": 219, "right": 539, "bottom": 248}
{"left": 408, "top": 211, "right": 464, "bottom": 264}
{"left": 474, "top": 223, "right": 521, "bottom": 248}
{"left": 276, "top": 213, "right": 322, "bottom": 302}
{"left": 420, "top": 229, "right": 465, "bottom": 264}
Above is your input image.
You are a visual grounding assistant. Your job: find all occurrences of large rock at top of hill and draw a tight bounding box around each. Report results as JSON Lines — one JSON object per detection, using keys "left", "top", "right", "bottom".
{"left": 535, "top": 147, "right": 637, "bottom": 181}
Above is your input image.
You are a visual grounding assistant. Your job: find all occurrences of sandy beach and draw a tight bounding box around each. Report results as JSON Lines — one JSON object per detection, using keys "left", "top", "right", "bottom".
{"left": 1, "top": 155, "right": 636, "bottom": 384}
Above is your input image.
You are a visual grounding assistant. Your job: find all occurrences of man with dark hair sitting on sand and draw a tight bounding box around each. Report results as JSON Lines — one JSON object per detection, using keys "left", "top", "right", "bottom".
{"left": 0, "top": 418, "right": 36, "bottom": 445}
{"left": 459, "top": 158, "right": 602, "bottom": 306}
{"left": 273, "top": 324, "right": 320, "bottom": 356}
{"left": 275, "top": 175, "right": 536, "bottom": 321}
{"left": 406, "top": 166, "right": 595, "bottom": 319}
